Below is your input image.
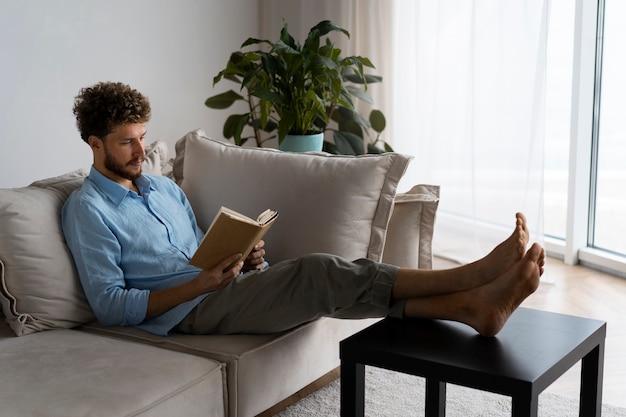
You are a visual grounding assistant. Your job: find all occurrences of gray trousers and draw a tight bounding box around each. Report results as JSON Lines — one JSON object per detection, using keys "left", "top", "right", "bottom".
{"left": 176, "top": 253, "right": 404, "bottom": 335}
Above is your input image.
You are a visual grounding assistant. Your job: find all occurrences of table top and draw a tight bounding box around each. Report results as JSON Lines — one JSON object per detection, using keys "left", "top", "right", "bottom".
{"left": 340, "top": 308, "right": 606, "bottom": 393}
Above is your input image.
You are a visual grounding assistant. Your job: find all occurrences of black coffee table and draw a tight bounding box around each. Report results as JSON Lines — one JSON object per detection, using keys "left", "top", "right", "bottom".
{"left": 340, "top": 308, "right": 606, "bottom": 417}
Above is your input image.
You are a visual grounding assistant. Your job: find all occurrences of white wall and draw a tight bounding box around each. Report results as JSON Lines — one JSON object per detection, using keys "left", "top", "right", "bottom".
{"left": 0, "top": 0, "right": 258, "bottom": 188}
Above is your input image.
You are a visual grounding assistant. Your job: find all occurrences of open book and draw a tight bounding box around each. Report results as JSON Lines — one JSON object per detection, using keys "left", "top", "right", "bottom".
{"left": 189, "top": 206, "right": 279, "bottom": 271}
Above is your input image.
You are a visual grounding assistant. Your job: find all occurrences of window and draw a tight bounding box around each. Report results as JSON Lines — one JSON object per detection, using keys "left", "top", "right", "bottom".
{"left": 545, "top": 0, "right": 626, "bottom": 276}
{"left": 590, "top": 0, "right": 626, "bottom": 256}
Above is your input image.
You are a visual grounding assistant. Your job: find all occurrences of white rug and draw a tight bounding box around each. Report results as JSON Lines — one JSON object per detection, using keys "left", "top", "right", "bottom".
{"left": 276, "top": 366, "right": 626, "bottom": 417}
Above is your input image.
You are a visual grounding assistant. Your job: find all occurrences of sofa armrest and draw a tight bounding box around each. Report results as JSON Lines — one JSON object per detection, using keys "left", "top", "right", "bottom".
{"left": 382, "top": 184, "right": 440, "bottom": 270}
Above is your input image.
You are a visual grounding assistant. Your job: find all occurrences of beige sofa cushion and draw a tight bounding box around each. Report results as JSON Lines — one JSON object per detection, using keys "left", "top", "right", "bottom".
{"left": 0, "top": 323, "right": 226, "bottom": 417}
{"left": 382, "top": 184, "right": 440, "bottom": 269}
{"left": 80, "top": 317, "right": 377, "bottom": 417}
{"left": 0, "top": 169, "right": 95, "bottom": 336}
{"left": 0, "top": 142, "right": 168, "bottom": 336}
{"left": 143, "top": 139, "right": 170, "bottom": 175}
{"left": 177, "top": 129, "right": 412, "bottom": 264}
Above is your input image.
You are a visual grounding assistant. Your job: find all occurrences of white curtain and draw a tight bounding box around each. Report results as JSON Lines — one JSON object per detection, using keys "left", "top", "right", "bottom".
{"left": 389, "top": 1, "right": 547, "bottom": 262}
{"left": 260, "top": 0, "right": 547, "bottom": 263}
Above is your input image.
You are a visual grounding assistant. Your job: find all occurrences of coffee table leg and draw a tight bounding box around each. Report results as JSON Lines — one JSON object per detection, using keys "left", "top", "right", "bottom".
{"left": 511, "top": 392, "right": 538, "bottom": 417}
{"left": 579, "top": 342, "right": 605, "bottom": 417}
{"left": 341, "top": 361, "right": 365, "bottom": 417}
{"left": 425, "top": 378, "right": 446, "bottom": 417}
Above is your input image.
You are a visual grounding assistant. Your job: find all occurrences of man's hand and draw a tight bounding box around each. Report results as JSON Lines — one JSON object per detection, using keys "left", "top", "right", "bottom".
{"left": 194, "top": 253, "right": 244, "bottom": 293}
{"left": 243, "top": 240, "right": 266, "bottom": 272}
{"left": 146, "top": 253, "right": 243, "bottom": 320}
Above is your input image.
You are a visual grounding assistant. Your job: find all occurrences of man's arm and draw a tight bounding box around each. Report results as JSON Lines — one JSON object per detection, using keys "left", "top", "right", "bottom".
{"left": 145, "top": 254, "right": 244, "bottom": 319}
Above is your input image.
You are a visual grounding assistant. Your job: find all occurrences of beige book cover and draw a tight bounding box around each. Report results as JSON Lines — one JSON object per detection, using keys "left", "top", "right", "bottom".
{"left": 190, "top": 206, "right": 278, "bottom": 271}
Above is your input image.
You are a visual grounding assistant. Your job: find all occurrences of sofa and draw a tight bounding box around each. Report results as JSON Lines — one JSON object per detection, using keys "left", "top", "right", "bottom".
{"left": 0, "top": 129, "right": 439, "bottom": 417}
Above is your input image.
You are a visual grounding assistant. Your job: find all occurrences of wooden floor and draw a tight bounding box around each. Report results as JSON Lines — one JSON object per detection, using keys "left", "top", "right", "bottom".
{"left": 258, "top": 256, "right": 626, "bottom": 416}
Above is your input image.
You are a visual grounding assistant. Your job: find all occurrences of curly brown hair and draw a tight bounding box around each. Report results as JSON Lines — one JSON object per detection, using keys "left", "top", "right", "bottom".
{"left": 73, "top": 82, "right": 151, "bottom": 143}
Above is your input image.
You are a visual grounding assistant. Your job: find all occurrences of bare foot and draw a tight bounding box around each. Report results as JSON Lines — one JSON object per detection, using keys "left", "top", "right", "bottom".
{"left": 466, "top": 242, "right": 544, "bottom": 337}
{"left": 488, "top": 212, "right": 529, "bottom": 266}
{"left": 394, "top": 213, "right": 534, "bottom": 301}
{"left": 452, "top": 212, "right": 530, "bottom": 289}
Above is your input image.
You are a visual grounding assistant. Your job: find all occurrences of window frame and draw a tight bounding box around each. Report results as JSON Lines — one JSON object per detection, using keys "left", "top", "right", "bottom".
{"left": 546, "top": 0, "right": 626, "bottom": 278}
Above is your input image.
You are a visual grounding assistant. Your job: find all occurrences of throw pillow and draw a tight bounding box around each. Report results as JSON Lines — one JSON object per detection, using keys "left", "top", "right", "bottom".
{"left": 0, "top": 141, "right": 169, "bottom": 336}
{"left": 176, "top": 129, "right": 412, "bottom": 264}
{"left": 142, "top": 139, "right": 169, "bottom": 175}
{"left": 382, "top": 184, "right": 440, "bottom": 269}
{"left": 0, "top": 169, "right": 95, "bottom": 336}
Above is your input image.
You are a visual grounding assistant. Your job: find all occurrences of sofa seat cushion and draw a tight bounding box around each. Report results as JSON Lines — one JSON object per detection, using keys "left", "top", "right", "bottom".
{"left": 80, "top": 317, "right": 378, "bottom": 417}
{"left": 0, "top": 324, "right": 226, "bottom": 417}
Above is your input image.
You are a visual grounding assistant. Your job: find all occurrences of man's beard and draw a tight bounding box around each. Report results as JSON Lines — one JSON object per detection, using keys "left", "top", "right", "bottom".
{"left": 104, "top": 148, "right": 143, "bottom": 181}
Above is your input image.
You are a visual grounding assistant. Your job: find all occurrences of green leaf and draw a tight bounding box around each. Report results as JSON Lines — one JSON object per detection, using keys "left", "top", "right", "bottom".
{"left": 279, "top": 21, "right": 298, "bottom": 50}
{"left": 338, "top": 118, "right": 364, "bottom": 139}
{"left": 336, "top": 108, "right": 369, "bottom": 133}
{"left": 304, "top": 28, "right": 321, "bottom": 54}
{"left": 345, "top": 85, "right": 373, "bottom": 104}
{"left": 315, "top": 54, "right": 341, "bottom": 73}
{"left": 258, "top": 98, "right": 273, "bottom": 129}
{"left": 223, "top": 113, "right": 250, "bottom": 144}
{"left": 367, "top": 143, "right": 386, "bottom": 154}
{"left": 369, "top": 109, "right": 386, "bottom": 133}
{"left": 322, "top": 140, "right": 340, "bottom": 155}
{"left": 252, "top": 87, "right": 282, "bottom": 105}
{"left": 273, "top": 39, "right": 300, "bottom": 55}
{"left": 355, "top": 56, "right": 375, "bottom": 68}
{"left": 241, "top": 37, "right": 272, "bottom": 48}
{"left": 343, "top": 73, "right": 382, "bottom": 84}
{"left": 223, "top": 73, "right": 242, "bottom": 84}
{"left": 277, "top": 111, "right": 296, "bottom": 140}
{"left": 261, "top": 120, "right": 278, "bottom": 133}
{"left": 309, "top": 20, "right": 350, "bottom": 39}
{"left": 333, "top": 130, "right": 364, "bottom": 155}
{"left": 330, "top": 105, "right": 355, "bottom": 123}
{"left": 205, "top": 90, "right": 244, "bottom": 109}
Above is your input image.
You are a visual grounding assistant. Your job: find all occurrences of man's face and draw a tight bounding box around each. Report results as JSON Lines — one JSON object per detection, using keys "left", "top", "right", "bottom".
{"left": 93, "top": 123, "right": 146, "bottom": 185}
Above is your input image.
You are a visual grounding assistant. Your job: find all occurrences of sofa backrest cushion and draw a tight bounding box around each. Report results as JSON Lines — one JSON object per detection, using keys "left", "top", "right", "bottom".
{"left": 177, "top": 129, "right": 412, "bottom": 264}
{"left": 0, "top": 141, "right": 168, "bottom": 336}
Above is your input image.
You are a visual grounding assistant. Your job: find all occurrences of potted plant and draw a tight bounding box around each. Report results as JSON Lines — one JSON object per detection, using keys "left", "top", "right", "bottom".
{"left": 205, "top": 19, "right": 393, "bottom": 154}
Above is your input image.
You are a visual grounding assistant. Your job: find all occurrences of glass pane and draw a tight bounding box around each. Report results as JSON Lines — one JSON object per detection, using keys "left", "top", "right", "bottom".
{"left": 592, "top": 0, "right": 626, "bottom": 255}
{"left": 544, "top": 0, "right": 575, "bottom": 240}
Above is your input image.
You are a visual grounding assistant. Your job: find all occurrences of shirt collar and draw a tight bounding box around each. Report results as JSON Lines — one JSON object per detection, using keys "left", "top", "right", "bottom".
{"left": 87, "top": 166, "right": 154, "bottom": 206}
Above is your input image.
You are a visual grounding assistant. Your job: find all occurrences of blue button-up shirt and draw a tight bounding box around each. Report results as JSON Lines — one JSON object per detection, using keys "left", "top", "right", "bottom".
{"left": 61, "top": 167, "right": 207, "bottom": 335}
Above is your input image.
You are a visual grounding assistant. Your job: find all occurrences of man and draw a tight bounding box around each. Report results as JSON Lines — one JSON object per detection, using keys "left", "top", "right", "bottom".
{"left": 62, "top": 81, "right": 545, "bottom": 338}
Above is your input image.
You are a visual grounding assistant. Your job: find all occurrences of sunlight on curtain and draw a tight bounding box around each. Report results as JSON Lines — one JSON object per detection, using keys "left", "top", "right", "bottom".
{"left": 389, "top": 1, "right": 548, "bottom": 262}
{"left": 259, "top": 0, "right": 547, "bottom": 263}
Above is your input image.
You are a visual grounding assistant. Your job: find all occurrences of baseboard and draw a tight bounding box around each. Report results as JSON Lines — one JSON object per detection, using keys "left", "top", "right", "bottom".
{"left": 255, "top": 367, "right": 340, "bottom": 417}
